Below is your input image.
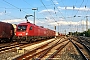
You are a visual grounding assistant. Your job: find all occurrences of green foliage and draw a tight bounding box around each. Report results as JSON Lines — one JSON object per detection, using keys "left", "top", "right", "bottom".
{"left": 68, "top": 29, "right": 90, "bottom": 37}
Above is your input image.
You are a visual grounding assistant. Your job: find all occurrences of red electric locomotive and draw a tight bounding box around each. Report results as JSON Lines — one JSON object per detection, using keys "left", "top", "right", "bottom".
{"left": 15, "top": 22, "right": 55, "bottom": 43}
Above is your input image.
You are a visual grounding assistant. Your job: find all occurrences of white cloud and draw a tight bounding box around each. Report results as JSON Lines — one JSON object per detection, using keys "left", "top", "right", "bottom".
{"left": 74, "top": 7, "right": 90, "bottom": 11}
{"left": 2, "top": 19, "right": 26, "bottom": 23}
{"left": 2, "top": 19, "right": 90, "bottom": 26}
{"left": 39, "top": 9, "right": 57, "bottom": 14}
{"left": 2, "top": 18, "right": 34, "bottom": 24}
{"left": 58, "top": 6, "right": 90, "bottom": 11}
{"left": 46, "top": 0, "right": 58, "bottom": 4}
{"left": 0, "top": 11, "right": 11, "bottom": 16}
{"left": 49, "top": 20, "right": 89, "bottom": 26}
{"left": 0, "top": 12, "right": 5, "bottom": 15}
{"left": 36, "top": 16, "right": 90, "bottom": 27}
{"left": 53, "top": 0, "right": 59, "bottom": 4}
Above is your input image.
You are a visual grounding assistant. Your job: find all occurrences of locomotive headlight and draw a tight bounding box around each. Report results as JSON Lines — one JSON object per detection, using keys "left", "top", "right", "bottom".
{"left": 26, "top": 33, "right": 28, "bottom": 35}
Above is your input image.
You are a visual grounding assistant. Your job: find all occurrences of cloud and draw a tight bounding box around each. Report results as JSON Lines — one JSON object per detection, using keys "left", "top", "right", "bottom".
{"left": 0, "top": 12, "right": 5, "bottom": 15}
{"left": 5, "top": 18, "right": 89, "bottom": 26}
{"left": 36, "top": 16, "right": 89, "bottom": 27}
{"left": 53, "top": 0, "right": 59, "bottom": 4}
{"left": 58, "top": 6, "right": 90, "bottom": 11}
{"left": 0, "top": 11, "right": 11, "bottom": 16}
{"left": 36, "top": 18, "right": 90, "bottom": 32}
{"left": 48, "top": 20, "right": 89, "bottom": 26}
{"left": 39, "top": 9, "right": 57, "bottom": 14}
{"left": 46, "top": 0, "right": 58, "bottom": 4}
{"left": 1, "top": 18, "right": 34, "bottom": 24}
{"left": 2, "top": 19, "right": 26, "bottom": 23}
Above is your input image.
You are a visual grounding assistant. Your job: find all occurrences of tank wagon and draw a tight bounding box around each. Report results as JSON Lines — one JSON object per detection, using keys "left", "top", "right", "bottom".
{"left": 15, "top": 22, "right": 55, "bottom": 42}
{"left": 0, "top": 22, "right": 14, "bottom": 42}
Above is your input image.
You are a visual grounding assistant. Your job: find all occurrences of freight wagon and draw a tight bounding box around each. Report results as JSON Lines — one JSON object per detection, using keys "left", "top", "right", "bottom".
{"left": 15, "top": 22, "right": 55, "bottom": 43}
{"left": 0, "top": 22, "right": 14, "bottom": 42}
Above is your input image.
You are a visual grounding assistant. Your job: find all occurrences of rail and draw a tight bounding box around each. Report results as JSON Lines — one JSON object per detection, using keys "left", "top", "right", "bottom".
{"left": 69, "top": 38, "right": 89, "bottom": 60}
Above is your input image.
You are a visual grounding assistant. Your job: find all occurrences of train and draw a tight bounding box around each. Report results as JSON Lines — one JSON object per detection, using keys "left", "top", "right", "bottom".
{"left": 15, "top": 22, "right": 56, "bottom": 43}
{"left": 0, "top": 22, "right": 14, "bottom": 42}
{"left": 0, "top": 21, "right": 56, "bottom": 43}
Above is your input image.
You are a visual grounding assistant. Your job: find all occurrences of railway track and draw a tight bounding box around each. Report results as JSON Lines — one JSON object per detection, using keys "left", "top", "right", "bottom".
{"left": 72, "top": 36, "right": 90, "bottom": 54}
{"left": 0, "top": 38, "right": 56, "bottom": 60}
{"left": 78, "top": 36, "right": 90, "bottom": 49}
{"left": 0, "top": 39, "right": 52, "bottom": 54}
{"left": 12, "top": 37, "right": 69, "bottom": 60}
{"left": 0, "top": 42, "right": 20, "bottom": 53}
{"left": 33, "top": 38, "right": 69, "bottom": 60}
{"left": 69, "top": 37, "right": 90, "bottom": 60}
{"left": 0, "top": 36, "right": 90, "bottom": 60}
{"left": 11, "top": 36, "right": 90, "bottom": 60}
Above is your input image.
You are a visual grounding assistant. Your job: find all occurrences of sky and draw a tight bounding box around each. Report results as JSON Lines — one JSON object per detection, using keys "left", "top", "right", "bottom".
{"left": 0, "top": 0, "right": 90, "bottom": 34}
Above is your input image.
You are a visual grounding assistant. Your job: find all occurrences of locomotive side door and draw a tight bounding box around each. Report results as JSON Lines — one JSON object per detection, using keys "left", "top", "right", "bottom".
{"left": 28, "top": 25, "right": 34, "bottom": 36}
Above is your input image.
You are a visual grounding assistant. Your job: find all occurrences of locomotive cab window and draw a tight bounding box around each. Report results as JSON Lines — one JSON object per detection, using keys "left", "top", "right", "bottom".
{"left": 17, "top": 25, "right": 27, "bottom": 31}
{"left": 30, "top": 26, "right": 33, "bottom": 30}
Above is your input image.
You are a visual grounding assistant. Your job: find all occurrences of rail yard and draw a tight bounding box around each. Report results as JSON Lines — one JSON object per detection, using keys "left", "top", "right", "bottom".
{"left": 0, "top": 0, "right": 90, "bottom": 60}
{"left": 0, "top": 36, "right": 90, "bottom": 60}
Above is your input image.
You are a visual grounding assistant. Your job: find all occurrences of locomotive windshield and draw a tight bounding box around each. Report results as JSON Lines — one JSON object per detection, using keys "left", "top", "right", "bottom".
{"left": 17, "top": 25, "right": 27, "bottom": 31}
